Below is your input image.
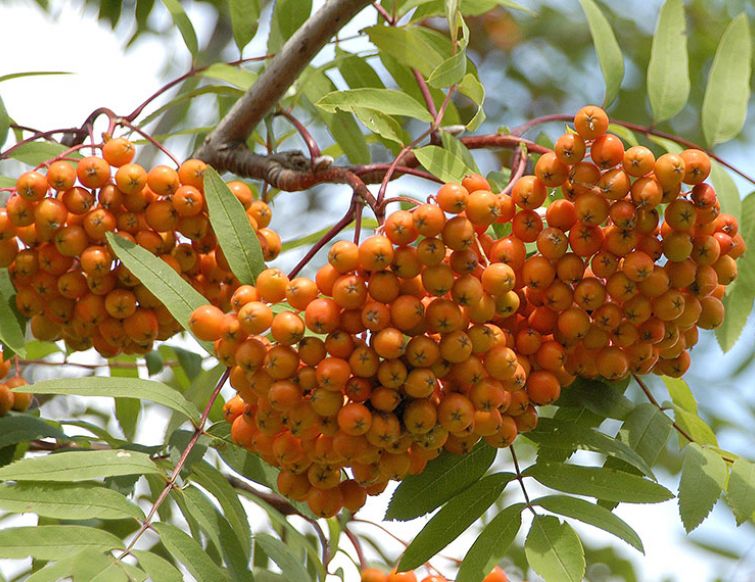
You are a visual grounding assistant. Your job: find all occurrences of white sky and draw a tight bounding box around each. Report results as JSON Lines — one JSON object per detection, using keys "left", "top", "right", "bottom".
{"left": 0, "top": 1, "right": 753, "bottom": 581}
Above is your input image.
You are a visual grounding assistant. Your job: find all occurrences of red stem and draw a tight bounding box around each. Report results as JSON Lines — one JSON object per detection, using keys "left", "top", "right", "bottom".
{"left": 413, "top": 68, "right": 438, "bottom": 120}
{"left": 118, "top": 120, "right": 180, "bottom": 167}
{"left": 372, "top": 1, "right": 394, "bottom": 23}
{"left": 289, "top": 198, "right": 359, "bottom": 278}
{"left": 344, "top": 526, "right": 367, "bottom": 571}
{"left": 125, "top": 54, "right": 275, "bottom": 123}
{"left": 276, "top": 109, "right": 321, "bottom": 163}
{"left": 118, "top": 367, "right": 230, "bottom": 558}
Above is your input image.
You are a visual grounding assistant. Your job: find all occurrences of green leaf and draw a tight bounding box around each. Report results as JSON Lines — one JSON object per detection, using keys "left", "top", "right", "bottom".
{"left": 160, "top": 0, "right": 198, "bottom": 57}
{"left": 300, "top": 66, "right": 371, "bottom": 164}
{"left": 456, "top": 503, "right": 525, "bottom": 582}
{"left": 557, "top": 377, "right": 633, "bottom": 420}
{"left": 179, "top": 486, "right": 254, "bottom": 581}
{"left": 0, "top": 449, "right": 160, "bottom": 482}
{"left": 0, "top": 269, "right": 26, "bottom": 357}
{"left": 525, "top": 462, "right": 674, "bottom": 503}
{"left": 673, "top": 406, "right": 718, "bottom": 446}
{"left": 268, "top": 0, "right": 312, "bottom": 53}
{"left": 428, "top": 50, "right": 467, "bottom": 88}
{"left": 337, "top": 50, "right": 386, "bottom": 89}
{"left": 534, "top": 495, "right": 643, "bottom": 552}
{"left": 0, "top": 482, "right": 143, "bottom": 520}
{"left": 0, "top": 96, "right": 9, "bottom": 147}
{"left": 526, "top": 418, "right": 655, "bottom": 477}
{"left": 662, "top": 376, "right": 697, "bottom": 412}
{"left": 525, "top": 516, "right": 585, "bottom": 582}
{"left": 678, "top": 443, "right": 727, "bottom": 532}
{"left": 201, "top": 63, "right": 258, "bottom": 91}
{"left": 146, "top": 351, "right": 165, "bottom": 375}
{"left": 578, "top": 0, "right": 624, "bottom": 106}
{"left": 608, "top": 124, "right": 639, "bottom": 147}
{"left": 406, "top": 0, "right": 533, "bottom": 19}
{"left": 154, "top": 522, "right": 230, "bottom": 582}
{"left": 709, "top": 161, "right": 742, "bottom": 223}
{"left": 134, "top": 550, "right": 184, "bottom": 582}
{"left": 441, "top": 132, "right": 480, "bottom": 173}
{"left": 701, "top": 13, "right": 752, "bottom": 146}
{"left": 717, "top": 285, "right": 753, "bottom": 352}
{"left": 229, "top": 0, "right": 260, "bottom": 51}
{"left": 204, "top": 167, "right": 265, "bottom": 285}
{"left": 16, "top": 376, "right": 200, "bottom": 423}
{"left": 317, "top": 88, "right": 433, "bottom": 123}
{"left": 717, "top": 191, "right": 755, "bottom": 350}
{"left": 106, "top": 232, "right": 213, "bottom": 352}
{"left": 353, "top": 108, "right": 405, "bottom": 144}
{"left": 0, "top": 71, "right": 72, "bottom": 83}
{"left": 647, "top": 0, "right": 689, "bottom": 122}
{"left": 255, "top": 534, "right": 310, "bottom": 582}
{"left": 109, "top": 355, "right": 140, "bottom": 440}
{"left": 190, "top": 460, "right": 251, "bottom": 558}
{"left": 458, "top": 72, "right": 486, "bottom": 129}
{"left": 398, "top": 472, "right": 515, "bottom": 571}
{"left": 365, "top": 25, "right": 446, "bottom": 77}
{"left": 727, "top": 458, "right": 755, "bottom": 525}
{"left": 0, "top": 415, "right": 66, "bottom": 449}
{"left": 414, "top": 145, "right": 472, "bottom": 183}
{"left": 619, "top": 403, "right": 672, "bottom": 467}
{"left": 0, "top": 526, "right": 123, "bottom": 559}
{"left": 386, "top": 441, "right": 497, "bottom": 521}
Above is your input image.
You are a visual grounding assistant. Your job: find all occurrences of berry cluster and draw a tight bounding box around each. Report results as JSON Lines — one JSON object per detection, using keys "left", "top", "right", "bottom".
{"left": 518, "top": 106, "right": 743, "bottom": 379}
{"left": 191, "top": 106, "right": 743, "bottom": 516}
{"left": 0, "top": 139, "right": 280, "bottom": 356}
{"left": 360, "top": 565, "right": 508, "bottom": 582}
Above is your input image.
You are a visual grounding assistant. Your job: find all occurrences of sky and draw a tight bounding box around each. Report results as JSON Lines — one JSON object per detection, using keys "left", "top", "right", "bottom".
{"left": 0, "top": 1, "right": 754, "bottom": 581}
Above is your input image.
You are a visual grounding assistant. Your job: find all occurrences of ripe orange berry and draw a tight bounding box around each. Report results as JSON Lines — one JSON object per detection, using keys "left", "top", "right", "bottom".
{"left": 574, "top": 105, "right": 609, "bottom": 139}
{"left": 189, "top": 305, "right": 228, "bottom": 341}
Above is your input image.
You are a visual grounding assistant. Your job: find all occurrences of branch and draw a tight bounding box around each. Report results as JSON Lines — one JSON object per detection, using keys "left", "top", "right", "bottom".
{"left": 196, "top": 0, "right": 372, "bottom": 154}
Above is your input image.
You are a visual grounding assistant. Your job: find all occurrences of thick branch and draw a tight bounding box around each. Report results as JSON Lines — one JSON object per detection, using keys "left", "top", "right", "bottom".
{"left": 196, "top": 0, "right": 372, "bottom": 155}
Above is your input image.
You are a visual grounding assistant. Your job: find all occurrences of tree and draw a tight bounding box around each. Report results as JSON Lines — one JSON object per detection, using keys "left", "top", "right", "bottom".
{"left": 0, "top": 1, "right": 753, "bottom": 580}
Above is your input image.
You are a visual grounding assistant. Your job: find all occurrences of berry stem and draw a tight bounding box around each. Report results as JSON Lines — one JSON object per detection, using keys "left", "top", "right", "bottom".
{"left": 116, "top": 119, "right": 180, "bottom": 167}
{"left": 343, "top": 525, "right": 367, "bottom": 570}
{"left": 118, "top": 366, "right": 230, "bottom": 560}
{"left": 510, "top": 444, "right": 537, "bottom": 515}
{"left": 632, "top": 374, "right": 736, "bottom": 464}
{"left": 275, "top": 109, "right": 322, "bottom": 164}
{"left": 289, "top": 197, "right": 360, "bottom": 277}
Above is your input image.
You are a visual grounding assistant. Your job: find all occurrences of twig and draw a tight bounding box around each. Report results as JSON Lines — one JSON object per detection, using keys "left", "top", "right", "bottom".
{"left": 289, "top": 197, "right": 358, "bottom": 277}
{"left": 343, "top": 526, "right": 367, "bottom": 570}
{"left": 632, "top": 374, "right": 736, "bottom": 464}
{"left": 372, "top": 1, "right": 394, "bottom": 24}
{"left": 510, "top": 444, "right": 537, "bottom": 515}
{"left": 125, "top": 54, "right": 274, "bottom": 123}
{"left": 117, "top": 367, "right": 230, "bottom": 559}
{"left": 275, "top": 110, "right": 321, "bottom": 164}
{"left": 118, "top": 119, "right": 180, "bottom": 167}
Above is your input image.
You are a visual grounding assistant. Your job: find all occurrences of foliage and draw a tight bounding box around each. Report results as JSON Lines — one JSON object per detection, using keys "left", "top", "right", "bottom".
{"left": 0, "top": 1, "right": 753, "bottom": 581}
